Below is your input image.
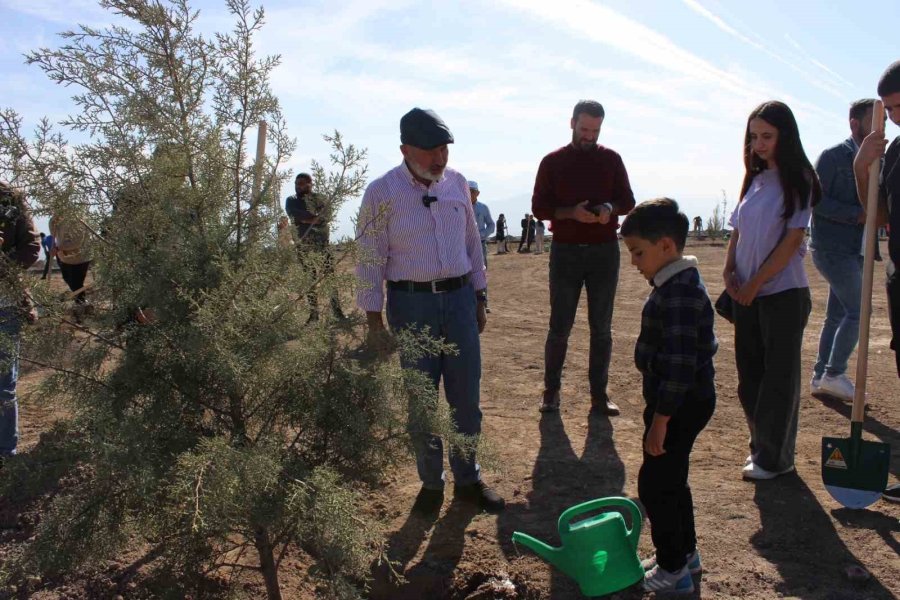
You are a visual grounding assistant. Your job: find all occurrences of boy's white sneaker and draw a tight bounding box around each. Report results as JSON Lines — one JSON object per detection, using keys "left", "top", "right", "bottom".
{"left": 643, "top": 564, "right": 694, "bottom": 594}
{"left": 641, "top": 549, "right": 702, "bottom": 575}
{"left": 817, "top": 374, "right": 855, "bottom": 402}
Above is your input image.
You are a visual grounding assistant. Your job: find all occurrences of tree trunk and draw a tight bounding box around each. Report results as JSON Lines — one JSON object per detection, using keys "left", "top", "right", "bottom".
{"left": 254, "top": 526, "right": 282, "bottom": 600}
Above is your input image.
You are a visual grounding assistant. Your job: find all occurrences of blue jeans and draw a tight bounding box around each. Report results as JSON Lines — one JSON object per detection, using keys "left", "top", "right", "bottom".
{"left": 480, "top": 240, "right": 488, "bottom": 268}
{"left": 812, "top": 250, "right": 862, "bottom": 378}
{"left": 386, "top": 283, "right": 482, "bottom": 489}
{"left": 0, "top": 309, "right": 22, "bottom": 456}
{"left": 544, "top": 242, "right": 619, "bottom": 399}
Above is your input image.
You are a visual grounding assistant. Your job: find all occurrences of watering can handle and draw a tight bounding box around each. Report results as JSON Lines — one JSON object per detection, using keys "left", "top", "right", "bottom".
{"left": 558, "top": 497, "right": 643, "bottom": 546}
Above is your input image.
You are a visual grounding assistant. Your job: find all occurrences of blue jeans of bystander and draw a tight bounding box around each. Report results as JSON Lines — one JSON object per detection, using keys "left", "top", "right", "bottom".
{"left": 812, "top": 250, "right": 862, "bottom": 378}
{"left": 0, "top": 309, "right": 22, "bottom": 456}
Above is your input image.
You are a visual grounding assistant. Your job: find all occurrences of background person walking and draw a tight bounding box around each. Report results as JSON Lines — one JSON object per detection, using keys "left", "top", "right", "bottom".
{"left": 39, "top": 232, "right": 54, "bottom": 280}
{"left": 495, "top": 213, "right": 508, "bottom": 254}
{"left": 534, "top": 219, "right": 546, "bottom": 254}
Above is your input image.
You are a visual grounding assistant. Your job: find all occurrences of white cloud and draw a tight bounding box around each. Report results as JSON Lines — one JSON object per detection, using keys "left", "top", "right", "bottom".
{"left": 681, "top": 0, "right": 848, "bottom": 98}
{"left": 0, "top": 0, "right": 109, "bottom": 26}
{"left": 2, "top": 0, "right": 864, "bottom": 241}
{"left": 784, "top": 34, "right": 855, "bottom": 88}
{"left": 497, "top": 0, "right": 750, "bottom": 92}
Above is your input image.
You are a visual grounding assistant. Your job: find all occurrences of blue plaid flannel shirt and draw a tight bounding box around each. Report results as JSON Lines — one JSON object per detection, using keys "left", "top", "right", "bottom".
{"left": 634, "top": 265, "right": 717, "bottom": 416}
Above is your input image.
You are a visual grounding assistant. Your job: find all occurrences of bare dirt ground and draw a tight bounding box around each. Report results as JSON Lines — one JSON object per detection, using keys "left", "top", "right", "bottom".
{"left": 4, "top": 240, "right": 899, "bottom": 599}
{"left": 366, "top": 239, "right": 900, "bottom": 600}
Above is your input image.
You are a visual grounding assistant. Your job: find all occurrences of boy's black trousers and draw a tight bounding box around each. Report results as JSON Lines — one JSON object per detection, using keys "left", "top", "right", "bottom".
{"left": 638, "top": 397, "right": 715, "bottom": 573}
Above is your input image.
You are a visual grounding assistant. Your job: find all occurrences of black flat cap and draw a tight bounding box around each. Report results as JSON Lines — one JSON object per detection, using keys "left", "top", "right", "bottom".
{"left": 400, "top": 108, "right": 454, "bottom": 149}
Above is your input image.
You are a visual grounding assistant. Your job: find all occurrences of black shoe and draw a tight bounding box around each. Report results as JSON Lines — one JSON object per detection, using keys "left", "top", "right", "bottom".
{"left": 454, "top": 481, "right": 505, "bottom": 513}
{"left": 412, "top": 486, "right": 444, "bottom": 516}
{"left": 539, "top": 390, "right": 560, "bottom": 413}
{"left": 591, "top": 395, "right": 620, "bottom": 416}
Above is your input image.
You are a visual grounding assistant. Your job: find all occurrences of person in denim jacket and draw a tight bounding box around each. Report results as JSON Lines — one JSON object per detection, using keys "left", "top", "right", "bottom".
{"left": 810, "top": 99, "right": 879, "bottom": 402}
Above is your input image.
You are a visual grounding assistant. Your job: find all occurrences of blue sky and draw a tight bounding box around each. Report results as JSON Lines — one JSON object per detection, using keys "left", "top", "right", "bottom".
{"left": 1, "top": 0, "right": 897, "bottom": 238}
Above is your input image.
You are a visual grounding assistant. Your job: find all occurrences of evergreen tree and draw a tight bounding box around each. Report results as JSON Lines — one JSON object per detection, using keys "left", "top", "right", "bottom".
{"left": 0, "top": 1, "right": 468, "bottom": 597}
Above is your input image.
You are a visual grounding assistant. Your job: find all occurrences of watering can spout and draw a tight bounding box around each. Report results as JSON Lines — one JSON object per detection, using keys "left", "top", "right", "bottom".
{"left": 512, "top": 531, "right": 565, "bottom": 571}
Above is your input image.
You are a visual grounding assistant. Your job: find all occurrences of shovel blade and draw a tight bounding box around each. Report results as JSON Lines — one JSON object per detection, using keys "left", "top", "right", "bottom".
{"left": 821, "top": 436, "right": 890, "bottom": 508}
{"left": 823, "top": 484, "right": 883, "bottom": 509}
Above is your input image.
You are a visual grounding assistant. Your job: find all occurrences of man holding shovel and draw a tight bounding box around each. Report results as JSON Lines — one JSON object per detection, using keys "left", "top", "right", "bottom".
{"left": 852, "top": 60, "right": 900, "bottom": 503}
{"left": 809, "top": 99, "right": 878, "bottom": 402}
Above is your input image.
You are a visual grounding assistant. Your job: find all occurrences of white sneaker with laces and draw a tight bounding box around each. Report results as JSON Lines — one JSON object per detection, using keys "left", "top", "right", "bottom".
{"left": 742, "top": 461, "right": 795, "bottom": 480}
{"left": 641, "top": 549, "right": 702, "bottom": 575}
{"left": 817, "top": 373, "right": 855, "bottom": 402}
{"left": 810, "top": 374, "right": 822, "bottom": 395}
{"left": 643, "top": 564, "right": 694, "bottom": 594}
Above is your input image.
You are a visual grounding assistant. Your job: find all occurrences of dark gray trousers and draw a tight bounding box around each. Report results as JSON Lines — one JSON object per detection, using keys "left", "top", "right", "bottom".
{"left": 733, "top": 287, "right": 811, "bottom": 472}
{"left": 543, "top": 241, "right": 619, "bottom": 399}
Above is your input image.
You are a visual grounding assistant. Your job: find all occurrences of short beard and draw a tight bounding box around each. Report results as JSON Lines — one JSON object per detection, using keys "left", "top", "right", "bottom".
{"left": 408, "top": 161, "right": 443, "bottom": 182}
{"left": 571, "top": 133, "right": 596, "bottom": 150}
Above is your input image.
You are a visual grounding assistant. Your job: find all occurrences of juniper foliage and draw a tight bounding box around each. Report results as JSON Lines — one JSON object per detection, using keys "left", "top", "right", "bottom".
{"left": 0, "top": 1, "right": 470, "bottom": 598}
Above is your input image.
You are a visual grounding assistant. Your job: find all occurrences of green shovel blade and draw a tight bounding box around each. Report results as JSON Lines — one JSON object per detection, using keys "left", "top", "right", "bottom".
{"left": 822, "top": 434, "right": 890, "bottom": 509}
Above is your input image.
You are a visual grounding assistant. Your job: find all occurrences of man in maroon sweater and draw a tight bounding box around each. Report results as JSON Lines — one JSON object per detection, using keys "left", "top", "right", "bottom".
{"left": 533, "top": 100, "right": 635, "bottom": 415}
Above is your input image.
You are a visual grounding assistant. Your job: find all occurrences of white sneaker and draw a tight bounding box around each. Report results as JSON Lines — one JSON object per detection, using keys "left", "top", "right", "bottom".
{"left": 742, "top": 461, "right": 795, "bottom": 480}
{"left": 642, "top": 564, "right": 694, "bottom": 594}
{"left": 817, "top": 374, "right": 855, "bottom": 402}
{"left": 810, "top": 374, "right": 822, "bottom": 395}
{"left": 641, "top": 549, "right": 702, "bottom": 575}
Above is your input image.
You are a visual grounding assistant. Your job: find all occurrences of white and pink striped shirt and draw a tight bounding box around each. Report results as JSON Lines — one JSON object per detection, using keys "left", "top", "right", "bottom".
{"left": 356, "top": 161, "right": 487, "bottom": 312}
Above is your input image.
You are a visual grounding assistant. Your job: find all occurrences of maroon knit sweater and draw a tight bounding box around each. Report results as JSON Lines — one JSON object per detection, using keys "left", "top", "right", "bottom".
{"left": 531, "top": 144, "right": 635, "bottom": 244}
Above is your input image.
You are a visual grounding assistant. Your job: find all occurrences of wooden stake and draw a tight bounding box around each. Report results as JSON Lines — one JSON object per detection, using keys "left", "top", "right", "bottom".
{"left": 251, "top": 120, "right": 267, "bottom": 209}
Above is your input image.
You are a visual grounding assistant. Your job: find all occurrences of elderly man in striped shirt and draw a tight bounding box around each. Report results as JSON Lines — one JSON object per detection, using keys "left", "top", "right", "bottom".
{"left": 356, "top": 108, "right": 505, "bottom": 515}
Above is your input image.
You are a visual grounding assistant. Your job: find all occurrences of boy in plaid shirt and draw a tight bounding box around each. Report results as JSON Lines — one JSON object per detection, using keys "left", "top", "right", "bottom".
{"left": 621, "top": 198, "right": 717, "bottom": 595}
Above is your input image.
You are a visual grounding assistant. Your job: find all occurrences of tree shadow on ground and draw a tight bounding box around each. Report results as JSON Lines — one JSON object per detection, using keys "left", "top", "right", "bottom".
{"left": 369, "top": 497, "right": 478, "bottom": 600}
{"left": 0, "top": 428, "right": 234, "bottom": 600}
{"left": 752, "top": 475, "right": 896, "bottom": 599}
{"left": 0, "top": 425, "right": 80, "bottom": 545}
{"left": 497, "top": 410, "right": 630, "bottom": 599}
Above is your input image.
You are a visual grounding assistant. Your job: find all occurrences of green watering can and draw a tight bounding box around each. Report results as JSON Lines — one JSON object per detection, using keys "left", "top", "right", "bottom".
{"left": 512, "top": 497, "right": 644, "bottom": 597}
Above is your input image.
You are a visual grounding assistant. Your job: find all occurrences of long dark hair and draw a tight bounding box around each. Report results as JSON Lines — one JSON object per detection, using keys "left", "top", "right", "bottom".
{"left": 740, "top": 101, "right": 821, "bottom": 218}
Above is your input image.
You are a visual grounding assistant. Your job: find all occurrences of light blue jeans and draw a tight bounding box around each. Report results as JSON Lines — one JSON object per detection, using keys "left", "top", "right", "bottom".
{"left": 812, "top": 250, "right": 862, "bottom": 378}
{"left": 386, "top": 283, "right": 482, "bottom": 489}
{"left": 0, "top": 309, "right": 22, "bottom": 456}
